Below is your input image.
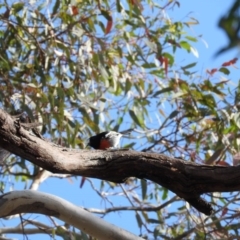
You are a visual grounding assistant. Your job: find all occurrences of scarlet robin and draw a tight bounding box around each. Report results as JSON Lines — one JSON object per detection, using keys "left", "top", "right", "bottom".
{"left": 88, "top": 129, "right": 133, "bottom": 150}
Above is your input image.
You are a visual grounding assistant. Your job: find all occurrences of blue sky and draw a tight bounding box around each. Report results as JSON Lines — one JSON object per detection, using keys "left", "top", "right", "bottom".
{"left": 1, "top": 1, "right": 239, "bottom": 239}
{"left": 172, "top": 0, "right": 238, "bottom": 72}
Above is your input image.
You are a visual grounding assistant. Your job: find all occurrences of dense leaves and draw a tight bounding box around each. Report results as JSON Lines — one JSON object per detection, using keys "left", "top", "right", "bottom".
{"left": 0, "top": 0, "right": 239, "bottom": 239}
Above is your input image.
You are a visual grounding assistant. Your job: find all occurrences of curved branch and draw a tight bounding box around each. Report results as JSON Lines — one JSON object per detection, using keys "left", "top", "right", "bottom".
{"left": 0, "top": 109, "right": 240, "bottom": 215}
{"left": 0, "top": 190, "right": 143, "bottom": 240}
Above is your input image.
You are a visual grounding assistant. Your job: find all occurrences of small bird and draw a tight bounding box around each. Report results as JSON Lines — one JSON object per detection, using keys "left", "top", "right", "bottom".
{"left": 88, "top": 129, "right": 133, "bottom": 150}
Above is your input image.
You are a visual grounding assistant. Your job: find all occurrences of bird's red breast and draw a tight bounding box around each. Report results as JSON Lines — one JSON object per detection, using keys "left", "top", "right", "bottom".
{"left": 88, "top": 129, "right": 133, "bottom": 150}
{"left": 99, "top": 138, "right": 112, "bottom": 150}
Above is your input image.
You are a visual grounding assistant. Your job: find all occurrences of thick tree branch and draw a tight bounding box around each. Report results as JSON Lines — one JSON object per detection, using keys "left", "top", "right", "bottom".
{"left": 0, "top": 109, "right": 240, "bottom": 215}
{"left": 0, "top": 190, "right": 143, "bottom": 240}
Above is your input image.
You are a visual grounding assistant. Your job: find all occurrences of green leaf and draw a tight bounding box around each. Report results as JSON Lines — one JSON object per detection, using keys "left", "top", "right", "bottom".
{"left": 169, "top": 110, "right": 179, "bottom": 119}
{"left": 219, "top": 67, "right": 230, "bottom": 75}
{"left": 12, "top": 2, "right": 25, "bottom": 13}
{"left": 135, "top": 213, "right": 143, "bottom": 228}
{"left": 129, "top": 109, "right": 144, "bottom": 128}
{"left": 141, "top": 179, "right": 147, "bottom": 200}
{"left": 162, "top": 188, "right": 168, "bottom": 200}
{"left": 52, "top": 0, "right": 60, "bottom": 16}
{"left": 148, "top": 218, "right": 161, "bottom": 224}
{"left": 142, "top": 63, "right": 157, "bottom": 68}
{"left": 116, "top": 0, "right": 122, "bottom": 12}
{"left": 185, "top": 36, "right": 198, "bottom": 42}
{"left": 233, "top": 112, "right": 240, "bottom": 129}
{"left": 125, "top": 79, "right": 132, "bottom": 95}
{"left": 181, "top": 62, "right": 197, "bottom": 69}
{"left": 179, "top": 41, "right": 191, "bottom": 51}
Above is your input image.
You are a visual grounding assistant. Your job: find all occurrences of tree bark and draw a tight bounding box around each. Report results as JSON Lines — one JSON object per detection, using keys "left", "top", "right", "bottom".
{"left": 0, "top": 190, "right": 143, "bottom": 240}
{"left": 0, "top": 109, "right": 239, "bottom": 215}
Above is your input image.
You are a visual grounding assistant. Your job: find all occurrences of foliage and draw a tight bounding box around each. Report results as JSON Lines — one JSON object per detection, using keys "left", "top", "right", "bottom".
{"left": 0, "top": 0, "right": 239, "bottom": 239}
{"left": 217, "top": 0, "right": 240, "bottom": 55}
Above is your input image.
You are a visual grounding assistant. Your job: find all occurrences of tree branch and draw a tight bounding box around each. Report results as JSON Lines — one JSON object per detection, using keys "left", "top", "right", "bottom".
{"left": 0, "top": 225, "right": 83, "bottom": 239}
{"left": 0, "top": 109, "right": 240, "bottom": 215}
{"left": 0, "top": 190, "right": 143, "bottom": 240}
{"left": 85, "top": 195, "right": 179, "bottom": 214}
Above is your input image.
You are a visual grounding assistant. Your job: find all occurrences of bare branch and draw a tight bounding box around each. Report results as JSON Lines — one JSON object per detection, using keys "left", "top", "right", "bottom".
{"left": 0, "top": 225, "right": 81, "bottom": 238}
{"left": 29, "top": 170, "right": 51, "bottom": 190}
{"left": 85, "top": 195, "right": 179, "bottom": 214}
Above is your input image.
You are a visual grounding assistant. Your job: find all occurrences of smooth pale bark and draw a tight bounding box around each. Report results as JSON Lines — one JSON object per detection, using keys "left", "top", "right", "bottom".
{"left": 0, "top": 190, "right": 143, "bottom": 240}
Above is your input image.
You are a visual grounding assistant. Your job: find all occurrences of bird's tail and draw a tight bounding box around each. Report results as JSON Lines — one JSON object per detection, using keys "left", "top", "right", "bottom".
{"left": 119, "top": 128, "right": 134, "bottom": 135}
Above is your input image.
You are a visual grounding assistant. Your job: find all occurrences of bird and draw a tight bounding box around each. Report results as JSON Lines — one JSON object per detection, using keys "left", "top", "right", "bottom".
{"left": 87, "top": 129, "right": 133, "bottom": 150}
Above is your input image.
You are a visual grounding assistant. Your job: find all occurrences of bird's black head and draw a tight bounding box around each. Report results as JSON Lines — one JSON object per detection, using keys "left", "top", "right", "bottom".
{"left": 87, "top": 132, "right": 109, "bottom": 149}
